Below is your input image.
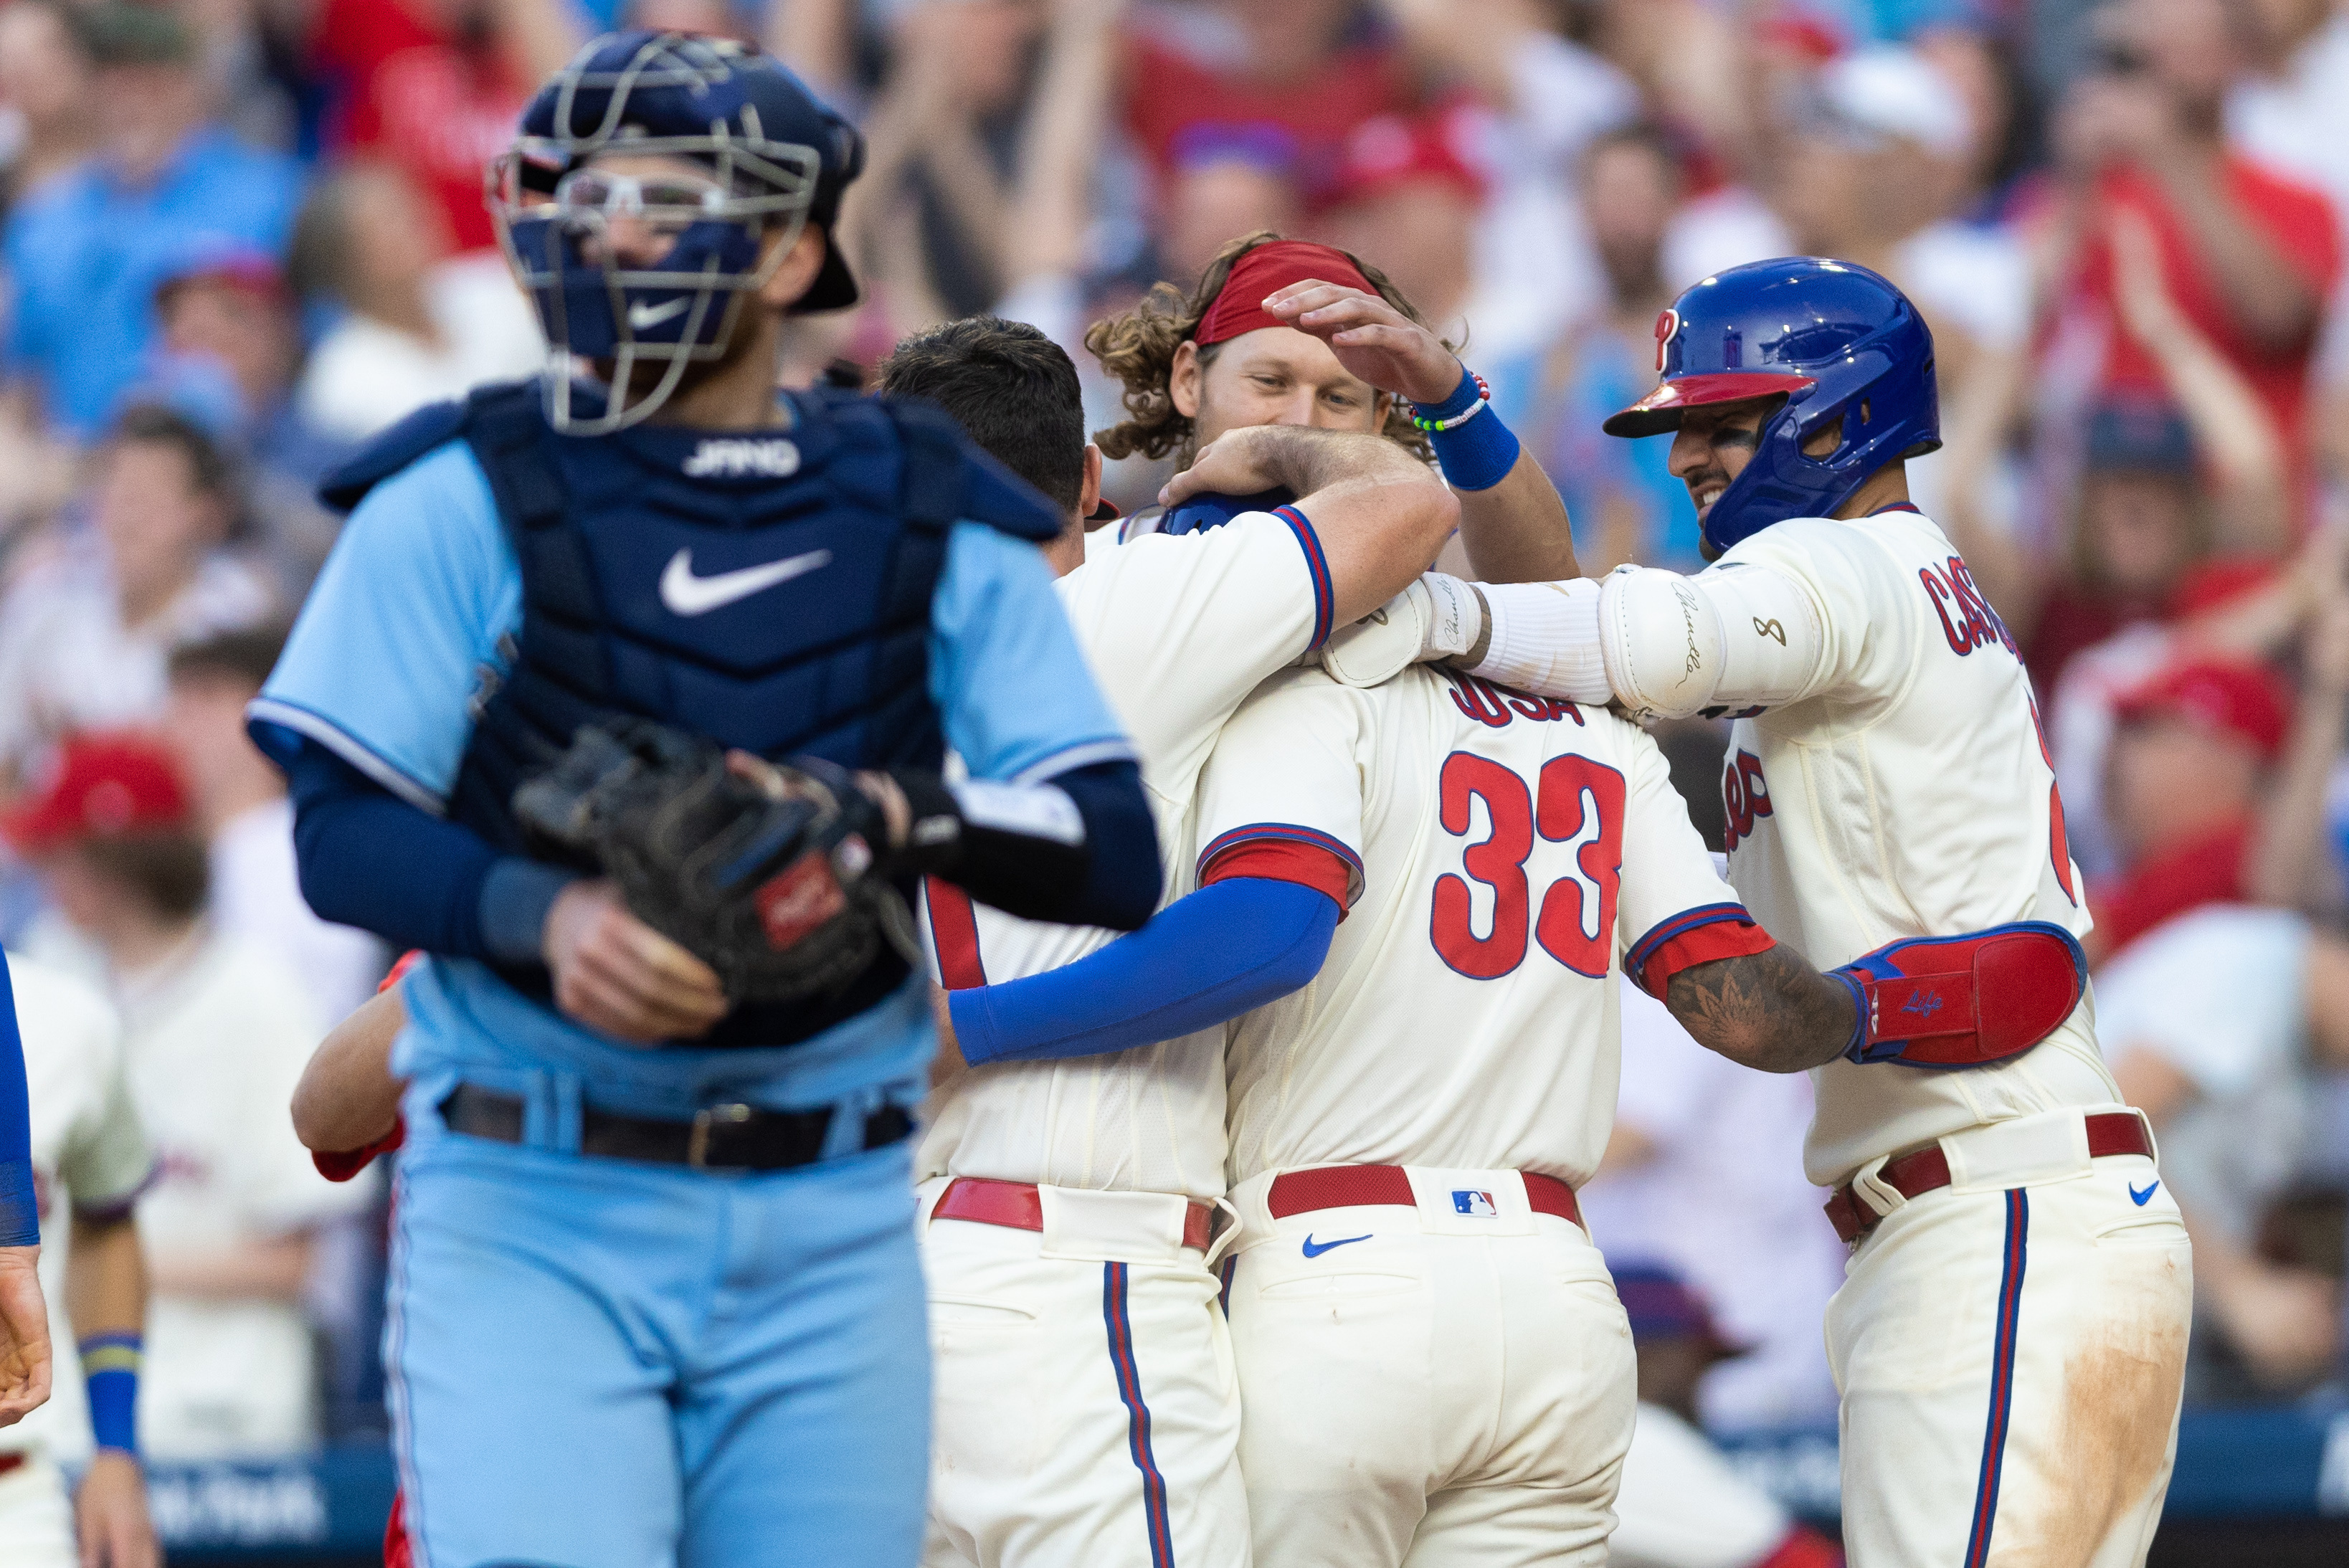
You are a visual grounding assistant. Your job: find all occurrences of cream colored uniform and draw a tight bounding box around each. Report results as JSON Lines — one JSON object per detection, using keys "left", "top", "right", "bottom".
{"left": 1705, "top": 510, "right": 2191, "bottom": 1567}
{"left": 1200, "top": 662, "right": 1753, "bottom": 1568}
{"left": 916, "top": 509, "right": 1334, "bottom": 1568}
{"left": 0, "top": 954, "right": 154, "bottom": 1567}
{"left": 115, "top": 928, "right": 374, "bottom": 1460}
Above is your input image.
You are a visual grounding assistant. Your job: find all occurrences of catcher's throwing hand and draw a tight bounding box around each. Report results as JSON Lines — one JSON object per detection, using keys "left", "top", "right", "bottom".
{"left": 544, "top": 879, "right": 729, "bottom": 1045}
{"left": 1263, "top": 278, "right": 1461, "bottom": 407}
{"left": 0, "top": 1243, "right": 51, "bottom": 1427}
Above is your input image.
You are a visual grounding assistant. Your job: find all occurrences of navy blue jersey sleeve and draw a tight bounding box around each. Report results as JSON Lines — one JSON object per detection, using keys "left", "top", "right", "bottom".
{"left": 284, "top": 743, "right": 575, "bottom": 964}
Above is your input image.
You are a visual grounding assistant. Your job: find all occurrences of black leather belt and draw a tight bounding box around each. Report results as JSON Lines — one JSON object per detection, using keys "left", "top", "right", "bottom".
{"left": 440, "top": 1084, "right": 914, "bottom": 1172}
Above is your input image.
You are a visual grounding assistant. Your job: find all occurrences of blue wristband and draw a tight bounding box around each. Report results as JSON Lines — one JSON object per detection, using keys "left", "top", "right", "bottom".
{"left": 1430, "top": 407, "right": 1521, "bottom": 493}
{"left": 80, "top": 1332, "right": 140, "bottom": 1453}
{"left": 1414, "top": 364, "right": 1484, "bottom": 422}
{"left": 478, "top": 857, "right": 580, "bottom": 965}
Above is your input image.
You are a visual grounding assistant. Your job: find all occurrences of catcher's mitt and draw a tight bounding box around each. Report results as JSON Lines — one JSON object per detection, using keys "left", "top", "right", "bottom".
{"left": 514, "top": 719, "right": 913, "bottom": 1004}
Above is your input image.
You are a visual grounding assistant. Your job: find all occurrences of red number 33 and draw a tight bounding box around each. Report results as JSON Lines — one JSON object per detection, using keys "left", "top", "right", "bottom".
{"left": 1430, "top": 753, "right": 1626, "bottom": 979}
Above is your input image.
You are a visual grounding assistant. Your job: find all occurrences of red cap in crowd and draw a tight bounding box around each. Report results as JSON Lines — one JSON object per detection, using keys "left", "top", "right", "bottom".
{"left": 1314, "top": 109, "right": 1486, "bottom": 214}
{"left": 2113, "top": 659, "right": 2292, "bottom": 764}
{"left": 153, "top": 242, "right": 291, "bottom": 309}
{"left": 2, "top": 733, "right": 194, "bottom": 855}
{"left": 1194, "top": 239, "right": 1380, "bottom": 348}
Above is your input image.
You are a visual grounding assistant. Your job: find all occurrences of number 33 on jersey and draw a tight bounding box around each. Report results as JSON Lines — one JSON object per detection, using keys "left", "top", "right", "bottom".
{"left": 1192, "top": 665, "right": 1762, "bottom": 1187}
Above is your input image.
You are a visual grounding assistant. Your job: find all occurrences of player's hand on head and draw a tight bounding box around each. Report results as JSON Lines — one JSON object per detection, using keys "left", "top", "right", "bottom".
{"left": 543, "top": 879, "right": 729, "bottom": 1045}
{"left": 0, "top": 1245, "right": 51, "bottom": 1427}
{"left": 1263, "top": 279, "right": 1460, "bottom": 407}
{"left": 75, "top": 1449, "right": 158, "bottom": 1568}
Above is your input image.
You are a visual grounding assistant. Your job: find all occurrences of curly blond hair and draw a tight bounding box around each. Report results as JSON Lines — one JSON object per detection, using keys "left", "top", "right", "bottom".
{"left": 1083, "top": 231, "right": 1444, "bottom": 467}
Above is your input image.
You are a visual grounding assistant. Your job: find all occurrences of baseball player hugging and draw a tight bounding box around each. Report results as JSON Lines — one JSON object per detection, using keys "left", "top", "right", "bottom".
{"left": 932, "top": 262, "right": 2091, "bottom": 1567}
{"left": 906, "top": 233, "right": 1580, "bottom": 1568}
{"left": 244, "top": 32, "right": 1163, "bottom": 1568}
{"left": 1370, "top": 258, "right": 2191, "bottom": 1568}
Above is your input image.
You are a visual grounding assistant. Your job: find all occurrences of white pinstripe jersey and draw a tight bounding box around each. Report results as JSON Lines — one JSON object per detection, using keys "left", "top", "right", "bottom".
{"left": 1197, "top": 664, "right": 1742, "bottom": 1188}
{"left": 916, "top": 510, "right": 1334, "bottom": 1202}
{"left": 1707, "top": 510, "right": 2120, "bottom": 1186}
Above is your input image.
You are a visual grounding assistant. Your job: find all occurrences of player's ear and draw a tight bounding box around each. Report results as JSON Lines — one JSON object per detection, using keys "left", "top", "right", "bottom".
{"left": 758, "top": 225, "right": 829, "bottom": 311}
{"left": 1170, "top": 341, "right": 1203, "bottom": 420}
{"left": 1079, "top": 442, "right": 1103, "bottom": 521}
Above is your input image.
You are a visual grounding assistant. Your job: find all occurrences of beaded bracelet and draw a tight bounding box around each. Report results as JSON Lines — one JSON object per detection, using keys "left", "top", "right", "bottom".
{"left": 1408, "top": 371, "right": 1491, "bottom": 432}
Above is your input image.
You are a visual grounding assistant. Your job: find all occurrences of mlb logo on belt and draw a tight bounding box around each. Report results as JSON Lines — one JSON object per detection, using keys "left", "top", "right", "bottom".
{"left": 1452, "top": 1190, "right": 1497, "bottom": 1217}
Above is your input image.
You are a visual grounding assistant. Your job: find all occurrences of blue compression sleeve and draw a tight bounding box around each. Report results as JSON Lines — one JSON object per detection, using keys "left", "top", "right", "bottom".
{"left": 0, "top": 951, "right": 34, "bottom": 1246}
{"left": 949, "top": 878, "right": 1337, "bottom": 1065}
{"left": 285, "top": 742, "right": 574, "bottom": 963}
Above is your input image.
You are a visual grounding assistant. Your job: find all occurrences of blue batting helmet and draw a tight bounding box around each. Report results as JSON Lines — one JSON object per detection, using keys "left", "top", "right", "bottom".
{"left": 1604, "top": 257, "right": 1939, "bottom": 556}
{"left": 488, "top": 31, "right": 864, "bottom": 434}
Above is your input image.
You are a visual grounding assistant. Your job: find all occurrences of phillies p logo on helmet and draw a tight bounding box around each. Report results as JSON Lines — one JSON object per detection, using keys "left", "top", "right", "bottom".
{"left": 1653, "top": 308, "right": 1679, "bottom": 374}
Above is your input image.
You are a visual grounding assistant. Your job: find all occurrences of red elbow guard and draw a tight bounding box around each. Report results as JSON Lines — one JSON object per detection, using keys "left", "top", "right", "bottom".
{"left": 1833, "top": 921, "right": 2088, "bottom": 1069}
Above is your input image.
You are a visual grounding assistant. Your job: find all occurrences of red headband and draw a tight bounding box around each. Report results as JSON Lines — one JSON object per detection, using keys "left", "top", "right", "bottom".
{"left": 1193, "top": 239, "right": 1379, "bottom": 348}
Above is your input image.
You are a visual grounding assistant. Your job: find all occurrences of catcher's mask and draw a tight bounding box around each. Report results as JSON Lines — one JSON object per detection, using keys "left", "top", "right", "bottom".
{"left": 488, "top": 29, "right": 864, "bottom": 435}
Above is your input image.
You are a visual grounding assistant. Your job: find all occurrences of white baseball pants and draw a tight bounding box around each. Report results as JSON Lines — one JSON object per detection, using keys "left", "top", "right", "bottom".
{"left": 0, "top": 1453, "right": 75, "bottom": 1568}
{"left": 1221, "top": 1166, "right": 1636, "bottom": 1568}
{"left": 917, "top": 1178, "right": 1249, "bottom": 1568}
{"left": 1828, "top": 1111, "right": 2192, "bottom": 1567}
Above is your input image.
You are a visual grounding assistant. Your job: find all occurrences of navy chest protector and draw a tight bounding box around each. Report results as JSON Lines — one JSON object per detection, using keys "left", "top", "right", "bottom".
{"left": 321, "top": 377, "right": 1062, "bottom": 1048}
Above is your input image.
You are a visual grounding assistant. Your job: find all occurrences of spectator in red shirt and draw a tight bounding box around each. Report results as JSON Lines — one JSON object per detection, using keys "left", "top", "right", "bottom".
{"left": 2094, "top": 657, "right": 2289, "bottom": 961}
{"left": 305, "top": 0, "right": 577, "bottom": 255}
{"left": 2036, "top": 0, "right": 2340, "bottom": 479}
{"left": 1122, "top": 0, "right": 1412, "bottom": 193}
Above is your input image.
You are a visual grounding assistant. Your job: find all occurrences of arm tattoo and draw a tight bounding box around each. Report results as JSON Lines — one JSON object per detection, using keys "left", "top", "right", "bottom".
{"left": 1662, "top": 945, "right": 1856, "bottom": 1073}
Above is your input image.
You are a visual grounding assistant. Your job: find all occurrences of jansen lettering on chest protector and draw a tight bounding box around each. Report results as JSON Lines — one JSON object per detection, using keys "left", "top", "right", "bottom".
{"left": 681, "top": 437, "right": 804, "bottom": 479}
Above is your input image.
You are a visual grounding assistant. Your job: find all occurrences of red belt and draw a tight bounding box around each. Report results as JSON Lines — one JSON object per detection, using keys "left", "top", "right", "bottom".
{"left": 1824, "top": 1112, "right": 2153, "bottom": 1245}
{"left": 933, "top": 1177, "right": 1215, "bottom": 1252}
{"left": 1266, "top": 1164, "right": 1580, "bottom": 1227}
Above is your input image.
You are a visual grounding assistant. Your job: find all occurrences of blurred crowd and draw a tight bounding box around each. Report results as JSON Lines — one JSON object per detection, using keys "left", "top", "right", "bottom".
{"left": 0, "top": 0, "right": 2341, "bottom": 1496}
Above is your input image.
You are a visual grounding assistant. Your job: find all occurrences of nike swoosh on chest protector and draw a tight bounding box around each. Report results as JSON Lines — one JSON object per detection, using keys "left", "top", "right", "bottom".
{"left": 658, "top": 548, "right": 835, "bottom": 617}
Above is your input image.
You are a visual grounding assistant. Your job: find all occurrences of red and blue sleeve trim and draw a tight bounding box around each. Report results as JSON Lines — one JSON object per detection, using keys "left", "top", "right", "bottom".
{"left": 1273, "top": 505, "right": 1334, "bottom": 652}
{"left": 1197, "top": 837, "right": 1356, "bottom": 915}
{"left": 1868, "top": 501, "right": 1925, "bottom": 516}
{"left": 1199, "top": 823, "right": 1362, "bottom": 885}
{"left": 1625, "top": 902, "right": 1773, "bottom": 997}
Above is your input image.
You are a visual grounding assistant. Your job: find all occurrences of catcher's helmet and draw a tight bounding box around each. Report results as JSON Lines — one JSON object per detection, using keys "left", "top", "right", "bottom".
{"left": 1605, "top": 257, "right": 1939, "bottom": 556}
{"left": 488, "top": 31, "right": 865, "bottom": 434}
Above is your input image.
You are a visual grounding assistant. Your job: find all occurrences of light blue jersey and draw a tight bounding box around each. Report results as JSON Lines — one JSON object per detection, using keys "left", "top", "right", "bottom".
{"left": 255, "top": 438, "right": 1131, "bottom": 1120}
